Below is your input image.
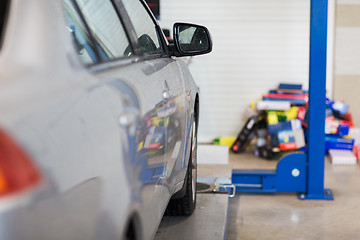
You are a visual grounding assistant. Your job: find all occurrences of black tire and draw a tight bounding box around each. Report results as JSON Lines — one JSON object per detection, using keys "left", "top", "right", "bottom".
{"left": 165, "top": 115, "right": 197, "bottom": 216}
{"left": 124, "top": 221, "right": 136, "bottom": 240}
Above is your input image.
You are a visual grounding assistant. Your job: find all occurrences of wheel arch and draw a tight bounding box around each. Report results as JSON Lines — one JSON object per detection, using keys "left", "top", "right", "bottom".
{"left": 168, "top": 96, "right": 199, "bottom": 200}
{"left": 194, "top": 93, "right": 199, "bottom": 130}
{"left": 125, "top": 212, "right": 143, "bottom": 240}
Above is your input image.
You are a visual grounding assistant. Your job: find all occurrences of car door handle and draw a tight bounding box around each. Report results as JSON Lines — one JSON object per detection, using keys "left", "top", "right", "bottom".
{"left": 119, "top": 107, "right": 139, "bottom": 128}
{"left": 162, "top": 90, "right": 170, "bottom": 101}
{"left": 163, "top": 80, "right": 170, "bottom": 101}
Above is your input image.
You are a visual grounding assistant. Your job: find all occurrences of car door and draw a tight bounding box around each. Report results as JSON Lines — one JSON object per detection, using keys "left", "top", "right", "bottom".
{"left": 63, "top": 1, "right": 137, "bottom": 238}
{"left": 10, "top": 1, "right": 130, "bottom": 239}
{"left": 122, "top": 0, "right": 187, "bottom": 210}
{"left": 69, "top": 0, "right": 173, "bottom": 237}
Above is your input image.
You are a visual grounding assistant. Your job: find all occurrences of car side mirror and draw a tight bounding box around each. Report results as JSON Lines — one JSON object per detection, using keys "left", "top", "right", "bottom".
{"left": 170, "top": 23, "right": 212, "bottom": 57}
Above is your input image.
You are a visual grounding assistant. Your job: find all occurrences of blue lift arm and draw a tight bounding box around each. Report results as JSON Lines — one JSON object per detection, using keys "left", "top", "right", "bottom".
{"left": 231, "top": 0, "right": 333, "bottom": 200}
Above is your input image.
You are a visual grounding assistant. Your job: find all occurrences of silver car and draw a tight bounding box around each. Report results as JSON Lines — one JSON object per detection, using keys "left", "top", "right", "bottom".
{"left": 0, "top": 0, "right": 212, "bottom": 239}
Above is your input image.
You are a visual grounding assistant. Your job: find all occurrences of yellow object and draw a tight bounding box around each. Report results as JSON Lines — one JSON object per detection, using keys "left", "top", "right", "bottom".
{"left": 220, "top": 137, "right": 237, "bottom": 148}
{"left": 250, "top": 102, "right": 256, "bottom": 109}
{"left": 267, "top": 111, "right": 278, "bottom": 125}
{"left": 152, "top": 117, "right": 169, "bottom": 127}
{"left": 137, "top": 141, "right": 144, "bottom": 152}
{"left": 272, "top": 147, "right": 280, "bottom": 153}
{"left": 214, "top": 136, "right": 237, "bottom": 148}
{"left": 285, "top": 107, "right": 299, "bottom": 121}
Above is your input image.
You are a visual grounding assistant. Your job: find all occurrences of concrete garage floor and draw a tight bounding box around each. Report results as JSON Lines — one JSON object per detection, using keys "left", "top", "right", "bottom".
{"left": 227, "top": 152, "right": 360, "bottom": 240}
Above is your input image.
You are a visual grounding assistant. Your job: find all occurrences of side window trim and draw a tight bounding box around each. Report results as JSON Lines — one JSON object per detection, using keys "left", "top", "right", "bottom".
{"left": 108, "top": 0, "right": 139, "bottom": 56}
{"left": 67, "top": 0, "right": 138, "bottom": 66}
{"left": 155, "top": 24, "right": 170, "bottom": 56}
{"left": 138, "top": 0, "right": 170, "bottom": 55}
{"left": 65, "top": 0, "right": 171, "bottom": 70}
{"left": 115, "top": 0, "right": 169, "bottom": 58}
{"left": 112, "top": 0, "right": 142, "bottom": 55}
{"left": 0, "top": 0, "right": 10, "bottom": 51}
{"left": 68, "top": 0, "right": 102, "bottom": 63}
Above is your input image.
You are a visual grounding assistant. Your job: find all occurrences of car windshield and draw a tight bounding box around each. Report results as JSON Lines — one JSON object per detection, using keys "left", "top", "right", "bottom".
{"left": 0, "top": 0, "right": 10, "bottom": 51}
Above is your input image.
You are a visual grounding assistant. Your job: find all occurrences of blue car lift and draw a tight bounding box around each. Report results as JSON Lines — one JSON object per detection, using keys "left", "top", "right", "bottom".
{"left": 231, "top": 0, "right": 333, "bottom": 200}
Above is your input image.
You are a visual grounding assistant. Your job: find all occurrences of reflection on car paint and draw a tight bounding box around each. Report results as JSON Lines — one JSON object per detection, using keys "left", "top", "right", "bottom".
{"left": 133, "top": 95, "right": 183, "bottom": 185}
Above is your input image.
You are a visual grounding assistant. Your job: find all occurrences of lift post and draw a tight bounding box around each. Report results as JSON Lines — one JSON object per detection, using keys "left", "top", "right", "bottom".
{"left": 299, "top": 0, "right": 333, "bottom": 200}
{"left": 231, "top": 0, "right": 333, "bottom": 200}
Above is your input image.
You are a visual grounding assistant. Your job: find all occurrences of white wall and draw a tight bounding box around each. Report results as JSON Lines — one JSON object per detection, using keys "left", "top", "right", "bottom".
{"left": 159, "top": 0, "right": 333, "bottom": 142}
{"left": 333, "top": 0, "right": 360, "bottom": 127}
{"left": 327, "top": 0, "right": 335, "bottom": 98}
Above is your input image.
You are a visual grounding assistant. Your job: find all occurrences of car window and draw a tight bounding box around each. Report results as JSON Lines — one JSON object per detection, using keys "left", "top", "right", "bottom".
{"left": 0, "top": 0, "right": 10, "bottom": 51}
{"left": 64, "top": 0, "right": 99, "bottom": 64}
{"left": 122, "top": 0, "right": 164, "bottom": 55}
{"left": 74, "top": 0, "right": 133, "bottom": 61}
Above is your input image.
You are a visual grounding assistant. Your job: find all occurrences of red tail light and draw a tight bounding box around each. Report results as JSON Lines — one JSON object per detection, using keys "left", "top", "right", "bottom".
{"left": 0, "top": 128, "right": 42, "bottom": 196}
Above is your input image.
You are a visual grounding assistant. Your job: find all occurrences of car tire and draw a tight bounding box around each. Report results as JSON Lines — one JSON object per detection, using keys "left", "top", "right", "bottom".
{"left": 165, "top": 114, "right": 197, "bottom": 216}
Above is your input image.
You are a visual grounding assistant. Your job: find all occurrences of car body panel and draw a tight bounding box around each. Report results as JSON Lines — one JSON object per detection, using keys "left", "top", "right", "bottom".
{"left": 0, "top": 0, "right": 200, "bottom": 239}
